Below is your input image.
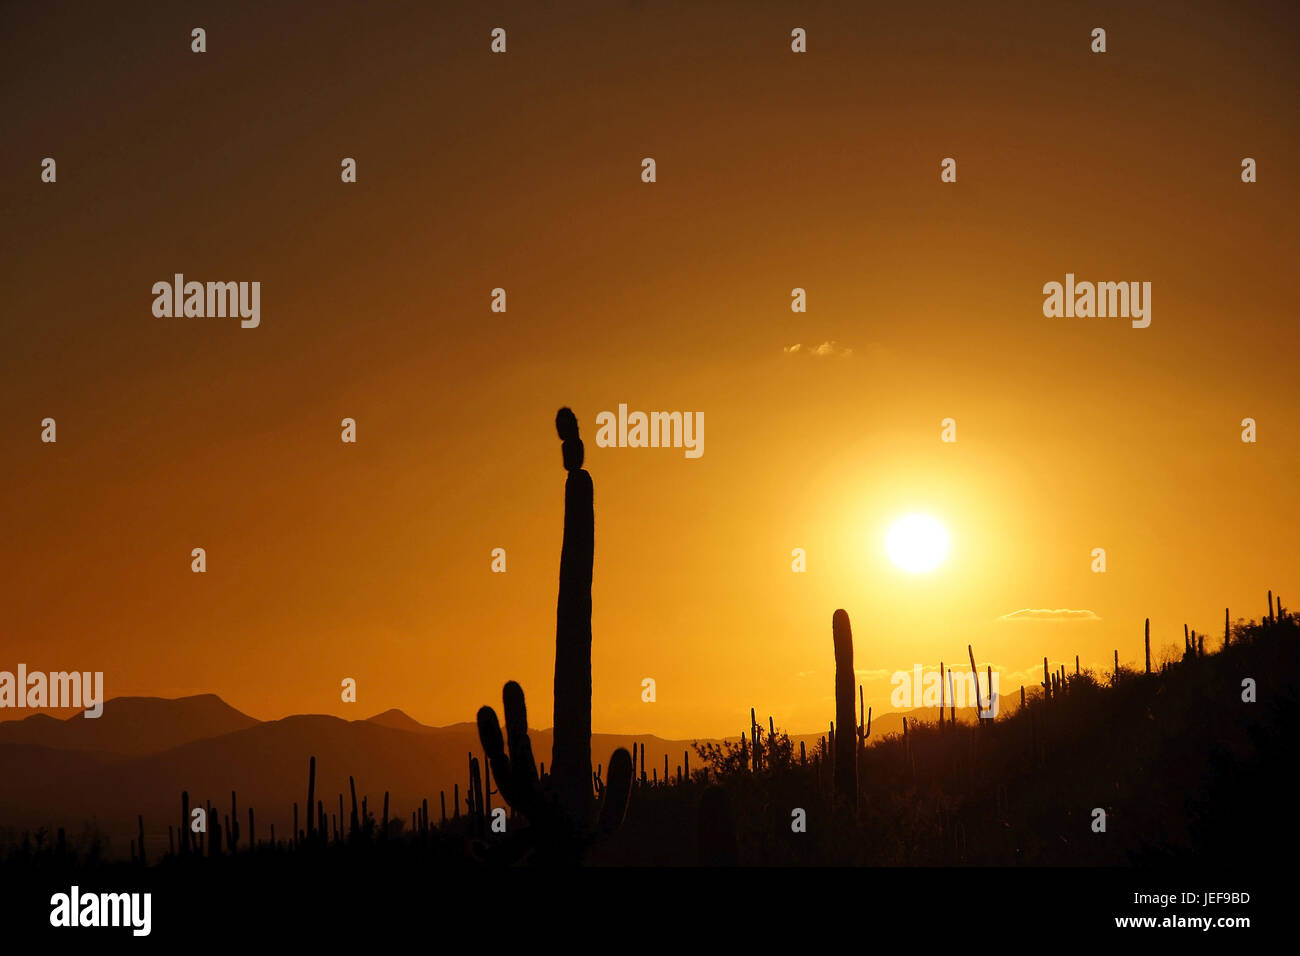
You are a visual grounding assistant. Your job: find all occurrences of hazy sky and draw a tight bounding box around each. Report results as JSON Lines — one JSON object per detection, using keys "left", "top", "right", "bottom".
{"left": 2, "top": 0, "right": 1296, "bottom": 737}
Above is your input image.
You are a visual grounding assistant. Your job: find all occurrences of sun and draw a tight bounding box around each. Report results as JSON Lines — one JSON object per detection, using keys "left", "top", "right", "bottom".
{"left": 886, "top": 514, "right": 950, "bottom": 573}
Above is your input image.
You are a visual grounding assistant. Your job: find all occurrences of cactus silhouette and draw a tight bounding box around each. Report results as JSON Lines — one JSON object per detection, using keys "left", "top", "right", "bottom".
{"left": 939, "top": 662, "right": 945, "bottom": 729}
{"left": 468, "top": 755, "right": 484, "bottom": 836}
{"left": 477, "top": 680, "right": 631, "bottom": 863}
{"left": 228, "top": 791, "right": 239, "bottom": 852}
{"left": 968, "top": 644, "right": 983, "bottom": 717}
{"left": 306, "top": 756, "right": 316, "bottom": 841}
{"left": 179, "top": 791, "right": 190, "bottom": 857}
{"left": 469, "top": 410, "right": 631, "bottom": 861}
{"left": 552, "top": 407, "right": 593, "bottom": 823}
{"left": 832, "top": 609, "right": 857, "bottom": 808}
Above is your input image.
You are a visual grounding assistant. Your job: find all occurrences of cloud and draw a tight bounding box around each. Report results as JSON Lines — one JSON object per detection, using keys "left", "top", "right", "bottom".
{"left": 1003, "top": 665, "right": 1055, "bottom": 685}
{"left": 783, "top": 341, "right": 853, "bottom": 358}
{"left": 853, "top": 668, "right": 893, "bottom": 680}
{"left": 996, "top": 608, "right": 1101, "bottom": 623}
{"left": 1003, "top": 658, "right": 1096, "bottom": 685}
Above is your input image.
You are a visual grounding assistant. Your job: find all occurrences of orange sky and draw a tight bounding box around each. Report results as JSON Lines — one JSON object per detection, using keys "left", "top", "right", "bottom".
{"left": 2, "top": 0, "right": 1297, "bottom": 738}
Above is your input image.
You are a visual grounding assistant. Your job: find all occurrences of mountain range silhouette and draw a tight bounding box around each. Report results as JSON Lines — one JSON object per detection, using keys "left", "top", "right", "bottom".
{"left": 0, "top": 694, "right": 917, "bottom": 855}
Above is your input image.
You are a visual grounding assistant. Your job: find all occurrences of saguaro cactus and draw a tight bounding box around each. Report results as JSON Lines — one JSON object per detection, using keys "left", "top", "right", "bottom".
{"left": 939, "top": 662, "right": 945, "bottom": 729}
{"left": 469, "top": 756, "right": 486, "bottom": 835}
{"left": 180, "top": 791, "right": 190, "bottom": 856}
{"left": 1145, "top": 619, "right": 1151, "bottom": 674}
{"left": 968, "top": 645, "right": 983, "bottom": 717}
{"left": 832, "top": 609, "right": 857, "bottom": 808}
{"left": 306, "top": 756, "right": 316, "bottom": 839}
{"left": 553, "top": 407, "right": 593, "bottom": 823}
{"left": 229, "top": 790, "right": 239, "bottom": 851}
{"left": 478, "top": 680, "right": 631, "bottom": 863}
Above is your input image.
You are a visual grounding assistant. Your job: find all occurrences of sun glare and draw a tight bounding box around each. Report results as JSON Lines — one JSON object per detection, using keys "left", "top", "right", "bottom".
{"left": 886, "top": 514, "right": 950, "bottom": 573}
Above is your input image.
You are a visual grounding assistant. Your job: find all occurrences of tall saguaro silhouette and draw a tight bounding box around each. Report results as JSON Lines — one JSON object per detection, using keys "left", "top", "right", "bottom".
{"left": 553, "top": 408, "right": 593, "bottom": 822}
{"left": 832, "top": 609, "right": 857, "bottom": 809}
